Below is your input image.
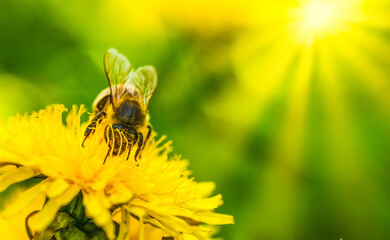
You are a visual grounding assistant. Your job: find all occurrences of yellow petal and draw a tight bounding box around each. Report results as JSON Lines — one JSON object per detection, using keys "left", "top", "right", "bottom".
{"left": 83, "top": 192, "right": 104, "bottom": 217}
{"left": 131, "top": 202, "right": 192, "bottom": 237}
{"left": 31, "top": 184, "right": 80, "bottom": 231}
{"left": 0, "top": 166, "right": 36, "bottom": 192}
{"left": 83, "top": 193, "right": 109, "bottom": 225}
{"left": 83, "top": 192, "right": 115, "bottom": 239}
{"left": 108, "top": 182, "right": 134, "bottom": 205}
{"left": 0, "top": 150, "right": 19, "bottom": 162}
{"left": 117, "top": 208, "right": 131, "bottom": 240}
{"left": 195, "top": 212, "right": 234, "bottom": 225}
{"left": 46, "top": 178, "right": 70, "bottom": 198}
{"left": 1, "top": 179, "right": 48, "bottom": 218}
{"left": 139, "top": 215, "right": 145, "bottom": 240}
{"left": 189, "top": 194, "right": 223, "bottom": 210}
{"left": 183, "top": 232, "right": 211, "bottom": 240}
{"left": 194, "top": 182, "right": 216, "bottom": 197}
{"left": 153, "top": 215, "right": 190, "bottom": 239}
{"left": 102, "top": 220, "right": 116, "bottom": 240}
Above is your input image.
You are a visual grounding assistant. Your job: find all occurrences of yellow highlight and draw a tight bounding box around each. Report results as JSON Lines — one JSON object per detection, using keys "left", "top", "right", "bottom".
{"left": 288, "top": 0, "right": 363, "bottom": 46}
{"left": 302, "top": 1, "right": 335, "bottom": 30}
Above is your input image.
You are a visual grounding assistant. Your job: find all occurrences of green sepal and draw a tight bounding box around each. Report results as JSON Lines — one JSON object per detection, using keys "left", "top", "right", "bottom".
{"left": 89, "top": 230, "right": 109, "bottom": 240}
{"left": 35, "top": 212, "right": 75, "bottom": 240}
{"left": 83, "top": 220, "right": 101, "bottom": 234}
{"left": 60, "top": 192, "right": 88, "bottom": 224}
{"left": 61, "top": 224, "right": 88, "bottom": 240}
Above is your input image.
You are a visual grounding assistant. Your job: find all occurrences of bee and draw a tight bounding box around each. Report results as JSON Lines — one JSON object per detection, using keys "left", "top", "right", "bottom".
{"left": 82, "top": 48, "right": 157, "bottom": 163}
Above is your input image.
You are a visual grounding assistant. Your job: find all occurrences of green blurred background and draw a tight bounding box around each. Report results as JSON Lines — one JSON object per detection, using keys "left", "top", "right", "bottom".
{"left": 1, "top": 0, "right": 390, "bottom": 239}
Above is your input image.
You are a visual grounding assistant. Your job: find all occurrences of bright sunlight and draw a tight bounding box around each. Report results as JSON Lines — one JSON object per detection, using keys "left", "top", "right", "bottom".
{"left": 303, "top": 1, "right": 334, "bottom": 30}
{"left": 288, "top": 0, "right": 363, "bottom": 46}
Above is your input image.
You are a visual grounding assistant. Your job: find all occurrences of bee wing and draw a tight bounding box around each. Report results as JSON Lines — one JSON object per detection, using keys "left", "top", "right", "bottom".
{"left": 104, "top": 48, "right": 133, "bottom": 106}
{"left": 126, "top": 66, "right": 158, "bottom": 108}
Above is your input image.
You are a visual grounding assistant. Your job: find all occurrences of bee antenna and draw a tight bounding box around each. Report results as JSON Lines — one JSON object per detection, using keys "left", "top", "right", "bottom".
{"left": 111, "top": 101, "right": 116, "bottom": 112}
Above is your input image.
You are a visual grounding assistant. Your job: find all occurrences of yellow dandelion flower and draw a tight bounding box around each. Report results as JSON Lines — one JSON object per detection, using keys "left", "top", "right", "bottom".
{"left": 0, "top": 104, "right": 233, "bottom": 239}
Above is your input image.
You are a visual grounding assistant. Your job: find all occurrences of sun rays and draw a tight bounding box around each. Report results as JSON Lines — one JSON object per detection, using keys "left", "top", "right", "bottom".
{"left": 244, "top": 0, "right": 390, "bottom": 129}
{"left": 287, "top": 0, "right": 364, "bottom": 46}
{"left": 234, "top": 1, "right": 390, "bottom": 238}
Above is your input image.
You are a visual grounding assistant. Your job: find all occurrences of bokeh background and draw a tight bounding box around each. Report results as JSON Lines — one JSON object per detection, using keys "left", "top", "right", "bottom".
{"left": 1, "top": 0, "right": 390, "bottom": 239}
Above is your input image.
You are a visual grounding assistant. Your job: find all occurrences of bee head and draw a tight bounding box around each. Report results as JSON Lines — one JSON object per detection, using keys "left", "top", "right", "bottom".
{"left": 115, "top": 100, "right": 145, "bottom": 126}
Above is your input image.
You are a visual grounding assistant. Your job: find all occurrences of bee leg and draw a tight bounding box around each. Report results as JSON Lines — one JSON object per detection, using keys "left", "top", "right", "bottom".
{"left": 126, "top": 129, "right": 138, "bottom": 161}
{"left": 125, "top": 145, "right": 132, "bottom": 160}
{"left": 103, "top": 125, "right": 113, "bottom": 164}
{"left": 145, "top": 125, "right": 152, "bottom": 144}
{"left": 135, "top": 132, "right": 143, "bottom": 161}
{"left": 138, "top": 125, "right": 151, "bottom": 159}
{"left": 82, "top": 112, "right": 106, "bottom": 147}
{"left": 103, "top": 149, "right": 110, "bottom": 164}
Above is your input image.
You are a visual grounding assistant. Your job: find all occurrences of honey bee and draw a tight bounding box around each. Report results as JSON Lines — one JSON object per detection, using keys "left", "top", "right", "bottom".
{"left": 82, "top": 48, "right": 157, "bottom": 163}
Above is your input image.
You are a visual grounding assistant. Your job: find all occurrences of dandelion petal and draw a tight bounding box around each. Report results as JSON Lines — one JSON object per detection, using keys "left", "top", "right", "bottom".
{"left": 46, "top": 178, "right": 70, "bottom": 198}
{"left": 32, "top": 184, "right": 80, "bottom": 231}
{"left": 83, "top": 192, "right": 116, "bottom": 239}
{"left": 0, "top": 166, "right": 36, "bottom": 192}
{"left": 1, "top": 180, "right": 48, "bottom": 218}
{"left": 195, "top": 212, "right": 235, "bottom": 225}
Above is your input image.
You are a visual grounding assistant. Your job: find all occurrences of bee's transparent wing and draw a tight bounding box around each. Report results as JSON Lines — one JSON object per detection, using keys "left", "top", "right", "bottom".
{"left": 127, "top": 66, "right": 158, "bottom": 108}
{"left": 104, "top": 48, "right": 133, "bottom": 105}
